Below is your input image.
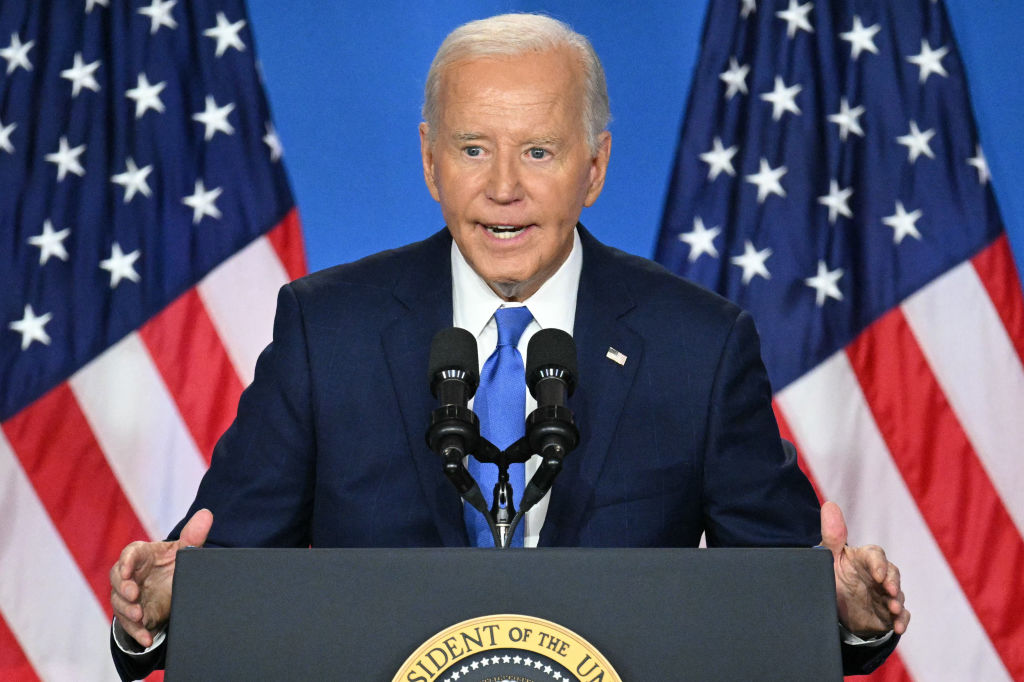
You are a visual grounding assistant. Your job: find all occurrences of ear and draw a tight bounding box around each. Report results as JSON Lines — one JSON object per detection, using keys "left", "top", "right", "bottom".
{"left": 419, "top": 122, "right": 441, "bottom": 202}
{"left": 583, "top": 131, "right": 612, "bottom": 207}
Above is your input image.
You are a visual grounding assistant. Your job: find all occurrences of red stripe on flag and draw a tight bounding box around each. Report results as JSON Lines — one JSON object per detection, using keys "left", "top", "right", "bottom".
{"left": 1, "top": 384, "right": 151, "bottom": 617}
{"left": 847, "top": 307, "right": 1024, "bottom": 678}
{"left": 266, "top": 208, "right": 307, "bottom": 282}
{"left": 139, "top": 288, "right": 244, "bottom": 464}
{"left": 972, "top": 234, "right": 1024, "bottom": 366}
{"left": 772, "top": 400, "right": 824, "bottom": 505}
{"left": 0, "top": 612, "right": 39, "bottom": 682}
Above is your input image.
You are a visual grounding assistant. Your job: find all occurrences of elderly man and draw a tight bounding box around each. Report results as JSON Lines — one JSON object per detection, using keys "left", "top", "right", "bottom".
{"left": 110, "top": 13, "right": 908, "bottom": 679}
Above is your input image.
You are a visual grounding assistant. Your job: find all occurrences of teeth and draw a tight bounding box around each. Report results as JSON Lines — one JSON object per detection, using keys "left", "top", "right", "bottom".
{"left": 484, "top": 224, "right": 526, "bottom": 240}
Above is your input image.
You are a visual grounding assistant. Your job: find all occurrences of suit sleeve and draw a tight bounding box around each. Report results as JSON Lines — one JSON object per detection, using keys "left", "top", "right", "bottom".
{"left": 700, "top": 310, "right": 821, "bottom": 548}
{"left": 169, "top": 281, "right": 318, "bottom": 547}
{"left": 698, "top": 310, "right": 898, "bottom": 674}
{"left": 109, "top": 283, "right": 317, "bottom": 680}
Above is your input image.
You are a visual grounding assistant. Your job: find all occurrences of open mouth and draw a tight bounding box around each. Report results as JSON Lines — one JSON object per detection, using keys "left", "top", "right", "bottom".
{"left": 482, "top": 224, "right": 531, "bottom": 240}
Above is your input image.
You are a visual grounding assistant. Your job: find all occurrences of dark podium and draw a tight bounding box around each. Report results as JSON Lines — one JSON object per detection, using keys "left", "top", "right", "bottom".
{"left": 165, "top": 547, "right": 842, "bottom": 681}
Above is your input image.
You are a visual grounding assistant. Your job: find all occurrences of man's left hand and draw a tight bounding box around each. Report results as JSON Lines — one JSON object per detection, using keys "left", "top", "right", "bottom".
{"left": 820, "top": 501, "right": 911, "bottom": 638}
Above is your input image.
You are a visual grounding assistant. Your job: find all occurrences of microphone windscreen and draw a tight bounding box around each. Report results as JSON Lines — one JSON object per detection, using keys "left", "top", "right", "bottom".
{"left": 526, "top": 328, "right": 577, "bottom": 395}
{"left": 428, "top": 327, "right": 479, "bottom": 389}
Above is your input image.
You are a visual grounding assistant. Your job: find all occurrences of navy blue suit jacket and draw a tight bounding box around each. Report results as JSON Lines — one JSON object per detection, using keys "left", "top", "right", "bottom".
{"left": 176, "top": 226, "right": 820, "bottom": 549}
{"left": 113, "top": 227, "right": 894, "bottom": 678}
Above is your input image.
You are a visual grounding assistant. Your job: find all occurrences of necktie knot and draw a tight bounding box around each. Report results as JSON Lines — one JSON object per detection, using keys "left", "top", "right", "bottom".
{"left": 494, "top": 306, "right": 533, "bottom": 348}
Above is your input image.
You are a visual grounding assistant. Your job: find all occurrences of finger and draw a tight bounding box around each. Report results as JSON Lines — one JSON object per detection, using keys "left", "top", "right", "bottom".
{"left": 116, "top": 542, "right": 140, "bottom": 580}
{"left": 893, "top": 606, "right": 911, "bottom": 635}
{"left": 117, "top": 616, "right": 154, "bottom": 649}
{"left": 819, "top": 501, "right": 848, "bottom": 554}
{"left": 110, "top": 590, "right": 144, "bottom": 624}
{"left": 178, "top": 508, "right": 214, "bottom": 548}
{"left": 883, "top": 561, "right": 901, "bottom": 595}
{"left": 111, "top": 574, "right": 140, "bottom": 603}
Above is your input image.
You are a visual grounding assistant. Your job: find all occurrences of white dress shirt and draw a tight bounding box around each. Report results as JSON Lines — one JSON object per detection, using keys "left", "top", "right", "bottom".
{"left": 450, "top": 229, "right": 582, "bottom": 547}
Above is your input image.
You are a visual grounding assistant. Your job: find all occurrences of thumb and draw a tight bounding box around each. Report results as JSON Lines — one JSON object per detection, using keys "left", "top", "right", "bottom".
{"left": 820, "top": 500, "right": 848, "bottom": 555}
{"left": 178, "top": 508, "right": 214, "bottom": 548}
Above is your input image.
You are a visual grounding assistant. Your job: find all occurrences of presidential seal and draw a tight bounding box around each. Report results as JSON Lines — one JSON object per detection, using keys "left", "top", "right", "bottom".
{"left": 394, "top": 614, "right": 621, "bottom": 682}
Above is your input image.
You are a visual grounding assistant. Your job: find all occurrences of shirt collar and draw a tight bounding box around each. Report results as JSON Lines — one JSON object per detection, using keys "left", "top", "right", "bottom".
{"left": 451, "top": 228, "right": 582, "bottom": 336}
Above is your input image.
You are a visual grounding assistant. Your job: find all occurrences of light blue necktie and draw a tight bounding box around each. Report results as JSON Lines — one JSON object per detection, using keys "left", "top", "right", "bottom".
{"left": 466, "top": 306, "right": 532, "bottom": 547}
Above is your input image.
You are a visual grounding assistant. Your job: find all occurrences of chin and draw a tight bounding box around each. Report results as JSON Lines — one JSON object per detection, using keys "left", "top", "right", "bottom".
{"left": 489, "top": 279, "right": 529, "bottom": 301}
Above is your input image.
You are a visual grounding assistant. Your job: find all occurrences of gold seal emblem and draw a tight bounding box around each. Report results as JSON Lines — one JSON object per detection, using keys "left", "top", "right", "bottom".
{"left": 394, "top": 614, "right": 621, "bottom": 682}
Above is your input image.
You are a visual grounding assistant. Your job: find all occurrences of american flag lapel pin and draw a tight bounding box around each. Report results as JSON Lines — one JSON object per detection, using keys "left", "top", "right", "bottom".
{"left": 606, "top": 347, "right": 627, "bottom": 366}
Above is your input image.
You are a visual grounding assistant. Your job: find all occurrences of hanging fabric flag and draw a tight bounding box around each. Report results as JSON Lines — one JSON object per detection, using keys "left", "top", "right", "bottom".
{"left": 657, "top": 1, "right": 1024, "bottom": 680}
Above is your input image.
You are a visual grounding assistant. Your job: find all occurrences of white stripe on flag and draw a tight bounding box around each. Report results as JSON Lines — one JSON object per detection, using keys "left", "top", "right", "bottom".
{"left": 70, "top": 332, "right": 207, "bottom": 541}
{"left": 776, "top": 351, "right": 1012, "bottom": 682}
{"left": 902, "top": 260, "right": 1024, "bottom": 538}
{"left": 0, "top": 431, "right": 114, "bottom": 681}
{"left": 198, "top": 235, "right": 289, "bottom": 386}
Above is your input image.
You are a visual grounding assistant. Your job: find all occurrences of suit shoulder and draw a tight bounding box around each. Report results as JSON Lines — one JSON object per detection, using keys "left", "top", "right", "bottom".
{"left": 288, "top": 229, "right": 450, "bottom": 299}
{"left": 593, "top": 240, "right": 744, "bottom": 326}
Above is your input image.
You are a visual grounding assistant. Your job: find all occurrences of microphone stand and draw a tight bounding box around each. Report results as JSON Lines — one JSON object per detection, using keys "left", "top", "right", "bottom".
{"left": 427, "top": 383, "right": 578, "bottom": 548}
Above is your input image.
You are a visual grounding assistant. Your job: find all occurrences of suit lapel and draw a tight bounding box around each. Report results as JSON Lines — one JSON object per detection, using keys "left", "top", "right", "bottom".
{"left": 380, "top": 231, "right": 468, "bottom": 546}
{"left": 540, "top": 228, "right": 642, "bottom": 546}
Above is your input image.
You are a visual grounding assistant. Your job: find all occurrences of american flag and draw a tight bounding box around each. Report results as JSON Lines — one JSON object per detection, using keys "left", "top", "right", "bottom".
{"left": 0, "top": 1, "right": 304, "bottom": 679}
{"left": 657, "top": 1, "right": 1023, "bottom": 680}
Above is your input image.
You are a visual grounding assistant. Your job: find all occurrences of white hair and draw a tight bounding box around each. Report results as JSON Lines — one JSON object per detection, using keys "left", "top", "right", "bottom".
{"left": 422, "top": 13, "right": 611, "bottom": 153}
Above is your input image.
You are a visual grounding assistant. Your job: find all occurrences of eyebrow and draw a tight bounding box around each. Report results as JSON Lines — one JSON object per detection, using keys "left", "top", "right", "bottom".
{"left": 450, "top": 131, "right": 563, "bottom": 147}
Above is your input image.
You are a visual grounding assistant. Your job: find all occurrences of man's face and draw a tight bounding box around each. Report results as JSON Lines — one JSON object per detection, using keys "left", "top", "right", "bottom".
{"left": 419, "top": 47, "right": 611, "bottom": 301}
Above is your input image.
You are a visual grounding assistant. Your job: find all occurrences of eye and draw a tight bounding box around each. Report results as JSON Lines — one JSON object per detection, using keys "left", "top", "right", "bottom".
{"left": 528, "top": 147, "right": 548, "bottom": 159}
{"left": 464, "top": 146, "right": 483, "bottom": 157}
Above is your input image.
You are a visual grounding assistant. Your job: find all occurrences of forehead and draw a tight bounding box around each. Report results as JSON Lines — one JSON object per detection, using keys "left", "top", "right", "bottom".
{"left": 438, "top": 48, "right": 585, "bottom": 122}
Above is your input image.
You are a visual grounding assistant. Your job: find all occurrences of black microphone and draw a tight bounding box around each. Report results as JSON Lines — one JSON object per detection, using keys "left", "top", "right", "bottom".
{"left": 520, "top": 328, "right": 580, "bottom": 511}
{"left": 425, "top": 328, "right": 490, "bottom": 519}
{"left": 428, "top": 326, "right": 479, "bottom": 406}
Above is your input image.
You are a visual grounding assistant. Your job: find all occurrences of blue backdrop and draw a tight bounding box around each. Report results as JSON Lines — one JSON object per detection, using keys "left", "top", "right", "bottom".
{"left": 246, "top": 1, "right": 1024, "bottom": 284}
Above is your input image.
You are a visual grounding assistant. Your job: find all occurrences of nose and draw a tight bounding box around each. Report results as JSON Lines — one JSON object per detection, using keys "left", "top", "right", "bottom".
{"left": 485, "top": 151, "right": 523, "bottom": 204}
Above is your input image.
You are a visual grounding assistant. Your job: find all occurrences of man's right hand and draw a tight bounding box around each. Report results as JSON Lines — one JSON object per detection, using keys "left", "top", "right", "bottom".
{"left": 109, "top": 509, "right": 214, "bottom": 648}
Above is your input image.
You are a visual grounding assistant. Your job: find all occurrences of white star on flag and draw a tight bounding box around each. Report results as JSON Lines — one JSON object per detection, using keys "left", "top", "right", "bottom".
{"left": 138, "top": 0, "right": 178, "bottom": 35}
{"left": 86, "top": 0, "right": 110, "bottom": 11}
{"left": 263, "top": 122, "right": 283, "bottom": 161}
{"left": 111, "top": 157, "right": 154, "bottom": 203}
{"left": 967, "top": 145, "right": 990, "bottom": 185}
{"left": 699, "top": 136, "right": 737, "bottom": 180}
{"left": 0, "top": 32, "right": 34, "bottom": 74}
{"left": 907, "top": 39, "right": 949, "bottom": 83}
{"left": 804, "top": 260, "right": 844, "bottom": 306}
{"left": 719, "top": 56, "right": 749, "bottom": 100}
{"left": 897, "top": 120, "right": 936, "bottom": 163}
{"left": 99, "top": 242, "right": 141, "bottom": 288}
{"left": 8, "top": 304, "right": 52, "bottom": 350}
{"left": 0, "top": 118, "right": 15, "bottom": 154}
{"left": 203, "top": 12, "right": 246, "bottom": 57}
{"left": 741, "top": 0, "right": 756, "bottom": 19}
{"left": 60, "top": 52, "right": 101, "bottom": 97}
{"left": 760, "top": 76, "right": 802, "bottom": 121}
{"left": 27, "top": 220, "right": 71, "bottom": 265}
{"left": 839, "top": 15, "right": 880, "bottom": 60}
{"left": 44, "top": 136, "right": 86, "bottom": 181}
{"left": 126, "top": 73, "right": 167, "bottom": 118}
{"left": 882, "top": 200, "right": 923, "bottom": 244}
{"left": 745, "top": 157, "right": 788, "bottom": 203}
{"left": 827, "top": 97, "right": 865, "bottom": 141}
{"left": 731, "top": 240, "right": 772, "bottom": 284}
{"left": 817, "top": 179, "right": 854, "bottom": 224}
{"left": 679, "top": 217, "right": 721, "bottom": 262}
{"left": 192, "top": 95, "right": 236, "bottom": 140}
{"left": 775, "top": 0, "right": 814, "bottom": 38}
{"left": 182, "top": 179, "right": 224, "bottom": 224}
